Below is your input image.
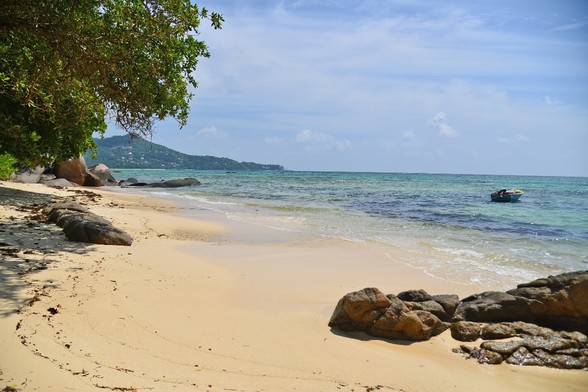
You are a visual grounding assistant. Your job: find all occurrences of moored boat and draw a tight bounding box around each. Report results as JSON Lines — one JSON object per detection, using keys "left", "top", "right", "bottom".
{"left": 491, "top": 189, "right": 524, "bottom": 202}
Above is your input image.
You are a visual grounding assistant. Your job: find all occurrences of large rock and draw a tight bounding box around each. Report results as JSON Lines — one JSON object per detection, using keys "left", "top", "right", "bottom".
{"left": 43, "top": 200, "right": 132, "bottom": 246}
{"left": 328, "top": 288, "right": 391, "bottom": 332}
{"left": 61, "top": 213, "right": 133, "bottom": 246}
{"left": 10, "top": 166, "right": 45, "bottom": 183}
{"left": 54, "top": 157, "right": 88, "bottom": 186}
{"left": 54, "top": 157, "right": 109, "bottom": 187}
{"left": 147, "top": 178, "right": 201, "bottom": 188}
{"left": 41, "top": 178, "right": 78, "bottom": 188}
{"left": 330, "top": 271, "right": 588, "bottom": 370}
{"left": 88, "top": 164, "right": 117, "bottom": 185}
{"left": 454, "top": 271, "right": 588, "bottom": 333}
{"left": 329, "top": 288, "right": 446, "bottom": 341}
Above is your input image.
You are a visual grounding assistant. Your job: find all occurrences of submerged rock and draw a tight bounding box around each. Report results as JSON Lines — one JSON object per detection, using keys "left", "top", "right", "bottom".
{"left": 148, "top": 178, "right": 201, "bottom": 188}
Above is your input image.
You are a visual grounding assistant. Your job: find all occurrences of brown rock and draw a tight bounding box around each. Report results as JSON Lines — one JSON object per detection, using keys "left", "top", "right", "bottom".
{"left": 54, "top": 157, "right": 89, "bottom": 186}
{"left": 397, "top": 289, "right": 432, "bottom": 302}
{"left": 328, "top": 288, "right": 391, "bottom": 331}
{"left": 481, "top": 323, "right": 516, "bottom": 340}
{"left": 369, "top": 301, "right": 432, "bottom": 341}
{"left": 451, "top": 321, "right": 481, "bottom": 342}
{"left": 481, "top": 340, "right": 526, "bottom": 356}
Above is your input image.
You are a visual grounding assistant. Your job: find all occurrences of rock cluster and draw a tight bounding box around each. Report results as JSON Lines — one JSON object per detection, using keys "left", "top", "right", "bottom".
{"left": 455, "top": 271, "right": 588, "bottom": 334}
{"left": 329, "top": 271, "right": 588, "bottom": 370}
{"left": 455, "top": 321, "right": 587, "bottom": 369}
{"left": 54, "top": 157, "right": 117, "bottom": 187}
{"left": 10, "top": 157, "right": 201, "bottom": 189}
{"left": 43, "top": 201, "right": 133, "bottom": 246}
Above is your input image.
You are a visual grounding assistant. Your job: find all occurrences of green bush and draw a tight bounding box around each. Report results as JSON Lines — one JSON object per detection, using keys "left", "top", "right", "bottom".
{"left": 0, "top": 153, "right": 17, "bottom": 180}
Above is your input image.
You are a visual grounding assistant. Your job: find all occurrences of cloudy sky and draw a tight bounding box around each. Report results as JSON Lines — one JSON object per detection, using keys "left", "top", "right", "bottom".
{"left": 107, "top": 0, "right": 588, "bottom": 176}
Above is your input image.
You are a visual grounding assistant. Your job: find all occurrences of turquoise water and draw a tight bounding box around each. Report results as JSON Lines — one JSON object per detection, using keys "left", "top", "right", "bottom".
{"left": 114, "top": 169, "right": 588, "bottom": 288}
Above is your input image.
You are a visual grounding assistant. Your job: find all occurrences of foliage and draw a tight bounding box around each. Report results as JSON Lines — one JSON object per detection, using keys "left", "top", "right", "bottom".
{"left": 0, "top": 0, "right": 222, "bottom": 167}
{"left": 0, "top": 153, "right": 18, "bottom": 180}
{"left": 85, "top": 135, "right": 284, "bottom": 171}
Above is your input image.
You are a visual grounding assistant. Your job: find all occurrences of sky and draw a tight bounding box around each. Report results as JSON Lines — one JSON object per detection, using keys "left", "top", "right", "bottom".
{"left": 106, "top": 0, "right": 588, "bottom": 176}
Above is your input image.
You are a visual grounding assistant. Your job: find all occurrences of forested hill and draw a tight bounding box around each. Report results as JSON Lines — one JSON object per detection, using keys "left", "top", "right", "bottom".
{"left": 84, "top": 135, "right": 284, "bottom": 171}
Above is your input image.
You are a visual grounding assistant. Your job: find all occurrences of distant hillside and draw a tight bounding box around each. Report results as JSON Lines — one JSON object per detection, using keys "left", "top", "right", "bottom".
{"left": 84, "top": 135, "right": 284, "bottom": 171}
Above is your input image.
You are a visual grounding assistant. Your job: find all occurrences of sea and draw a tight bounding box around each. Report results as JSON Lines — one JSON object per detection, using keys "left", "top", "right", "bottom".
{"left": 112, "top": 169, "right": 588, "bottom": 289}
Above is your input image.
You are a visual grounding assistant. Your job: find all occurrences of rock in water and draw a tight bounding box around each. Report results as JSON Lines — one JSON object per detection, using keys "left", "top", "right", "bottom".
{"left": 149, "top": 178, "right": 201, "bottom": 188}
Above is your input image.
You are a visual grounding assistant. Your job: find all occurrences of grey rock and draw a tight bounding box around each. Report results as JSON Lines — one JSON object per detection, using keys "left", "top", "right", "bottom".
{"left": 148, "top": 178, "right": 201, "bottom": 188}
{"left": 88, "top": 163, "right": 117, "bottom": 185}
{"left": 455, "top": 271, "right": 588, "bottom": 334}
{"left": 43, "top": 201, "right": 132, "bottom": 246}
{"left": 397, "top": 289, "right": 432, "bottom": 302}
{"left": 11, "top": 166, "right": 45, "bottom": 183}
{"left": 41, "top": 178, "right": 79, "bottom": 188}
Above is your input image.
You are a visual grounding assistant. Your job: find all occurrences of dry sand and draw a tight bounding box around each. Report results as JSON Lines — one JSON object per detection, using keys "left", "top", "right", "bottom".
{"left": 0, "top": 181, "right": 586, "bottom": 391}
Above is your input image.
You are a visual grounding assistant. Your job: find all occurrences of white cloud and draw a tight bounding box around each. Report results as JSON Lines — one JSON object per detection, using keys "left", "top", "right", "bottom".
{"left": 549, "top": 19, "right": 588, "bottom": 32}
{"left": 429, "top": 112, "right": 458, "bottom": 138}
{"left": 294, "top": 129, "right": 352, "bottom": 152}
{"left": 175, "top": 1, "right": 588, "bottom": 176}
{"left": 197, "top": 126, "right": 228, "bottom": 140}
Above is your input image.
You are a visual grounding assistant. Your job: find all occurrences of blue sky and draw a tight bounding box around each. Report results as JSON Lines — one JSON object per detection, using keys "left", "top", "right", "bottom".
{"left": 107, "top": 0, "right": 588, "bottom": 176}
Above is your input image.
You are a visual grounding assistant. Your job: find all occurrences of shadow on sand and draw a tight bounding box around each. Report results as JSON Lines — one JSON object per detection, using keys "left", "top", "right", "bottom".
{"left": 0, "top": 185, "right": 96, "bottom": 317}
{"left": 329, "top": 327, "right": 418, "bottom": 346}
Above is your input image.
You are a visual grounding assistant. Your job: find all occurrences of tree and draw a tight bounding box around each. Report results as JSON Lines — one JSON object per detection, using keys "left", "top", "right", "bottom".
{"left": 0, "top": 0, "right": 222, "bottom": 166}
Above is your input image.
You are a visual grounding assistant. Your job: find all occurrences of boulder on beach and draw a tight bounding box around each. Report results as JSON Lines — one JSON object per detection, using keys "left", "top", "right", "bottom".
{"left": 328, "top": 288, "right": 448, "bottom": 341}
{"left": 88, "top": 163, "right": 117, "bottom": 185}
{"left": 454, "top": 271, "right": 588, "bottom": 334}
{"left": 329, "top": 271, "right": 588, "bottom": 370}
{"left": 44, "top": 200, "right": 132, "bottom": 246}
{"left": 54, "top": 156, "right": 108, "bottom": 187}
{"left": 10, "top": 166, "right": 45, "bottom": 183}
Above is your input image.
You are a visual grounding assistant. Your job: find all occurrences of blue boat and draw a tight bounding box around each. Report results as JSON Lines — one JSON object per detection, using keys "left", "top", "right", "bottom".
{"left": 491, "top": 189, "right": 524, "bottom": 202}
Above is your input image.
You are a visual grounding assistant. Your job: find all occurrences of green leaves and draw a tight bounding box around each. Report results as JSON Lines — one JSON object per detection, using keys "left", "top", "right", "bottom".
{"left": 0, "top": 0, "right": 222, "bottom": 165}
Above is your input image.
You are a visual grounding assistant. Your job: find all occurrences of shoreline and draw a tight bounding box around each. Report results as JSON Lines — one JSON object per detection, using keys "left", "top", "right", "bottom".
{"left": 1, "top": 181, "right": 586, "bottom": 391}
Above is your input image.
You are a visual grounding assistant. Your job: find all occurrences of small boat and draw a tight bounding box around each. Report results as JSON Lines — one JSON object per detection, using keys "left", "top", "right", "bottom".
{"left": 491, "top": 189, "right": 524, "bottom": 202}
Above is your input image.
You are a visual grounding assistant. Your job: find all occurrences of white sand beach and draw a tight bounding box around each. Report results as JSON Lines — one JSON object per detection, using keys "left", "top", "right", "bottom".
{"left": 1, "top": 181, "right": 586, "bottom": 391}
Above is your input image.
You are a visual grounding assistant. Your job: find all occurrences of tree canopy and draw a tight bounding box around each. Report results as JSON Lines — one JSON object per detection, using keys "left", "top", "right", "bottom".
{"left": 0, "top": 0, "right": 222, "bottom": 166}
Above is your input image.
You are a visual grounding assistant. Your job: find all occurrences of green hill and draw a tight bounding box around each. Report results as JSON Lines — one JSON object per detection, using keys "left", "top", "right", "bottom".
{"left": 84, "top": 135, "right": 284, "bottom": 171}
